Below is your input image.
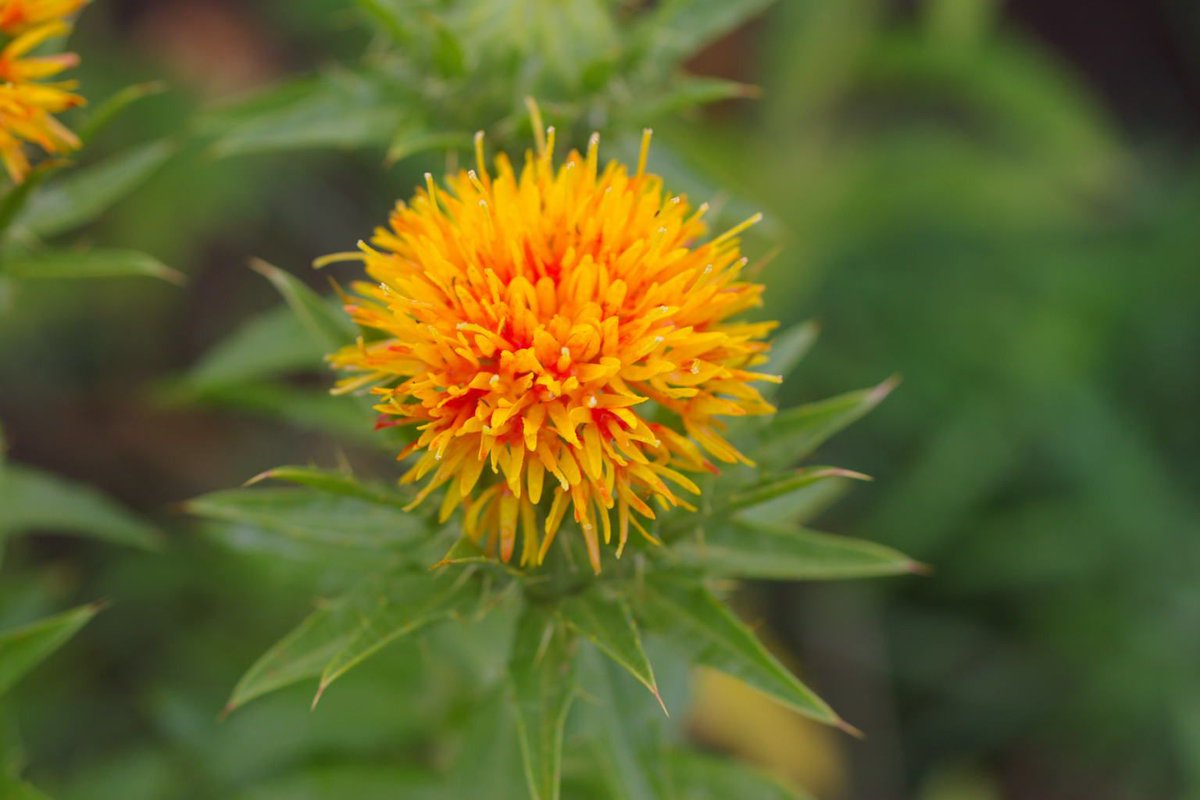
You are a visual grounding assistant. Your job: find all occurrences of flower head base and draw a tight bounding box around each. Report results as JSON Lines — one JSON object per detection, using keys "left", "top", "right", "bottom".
{"left": 0, "top": 0, "right": 86, "bottom": 182}
{"left": 327, "top": 123, "right": 779, "bottom": 572}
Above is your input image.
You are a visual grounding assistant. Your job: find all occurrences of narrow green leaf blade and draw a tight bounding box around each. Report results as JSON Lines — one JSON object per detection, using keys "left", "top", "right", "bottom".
{"left": 0, "top": 603, "right": 101, "bottom": 697}
{"left": 761, "top": 320, "right": 820, "bottom": 398}
{"left": 0, "top": 462, "right": 160, "bottom": 549}
{"left": 640, "top": 578, "right": 851, "bottom": 732}
{"left": 17, "top": 140, "right": 175, "bottom": 238}
{"left": 559, "top": 587, "right": 661, "bottom": 708}
{"left": 671, "top": 517, "right": 920, "bottom": 580}
{"left": 758, "top": 377, "right": 898, "bottom": 467}
{"left": 76, "top": 81, "right": 168, "bottom": 144}
{"left": 725, "top": 466, "right": 869, "bottom": 513}
{"left": 250, "top": 259, "right": 354, "bottom": 350}
{"left": 245, "top": 465, "right": 404, "bottom": 506}
{"left": 509, "top": 607, "right": 578, "bottom": 800}
{"left": 182, "top": 305, "right": 324, "bottom": 392}
{"left": 206, "top": 74, "right": 403, "bottom": 157}
{"left": 185, "top": 488, "right": 428, "bottom": 549}
{"left": 2, "top": 248, "right": 182, "bottom": 284}
{"left": 226, "top": 596, "right": 360, "bottom": 713}
{"left": 316, "top": 569, "right": 480, "bottom": 702}
{"left": 641, "top": 0, "right": 776, "bottom": 65}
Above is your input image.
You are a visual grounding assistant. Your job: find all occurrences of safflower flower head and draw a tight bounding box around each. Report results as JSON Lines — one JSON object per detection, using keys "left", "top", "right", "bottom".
{"left": 325, "top": 115, "right": 780, "bottom": 573}
{"left": 0, "top": 0, "right": 87, "bottom": 182}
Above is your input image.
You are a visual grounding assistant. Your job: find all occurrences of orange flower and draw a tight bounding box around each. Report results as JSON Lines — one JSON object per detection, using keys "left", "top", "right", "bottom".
{"left": 326, "top": 123, "right": 778, "bottom": 572}
{"left": 0, "top": 0, "right": 86, "bottom": 35}
{"left": 0, "top": 2, "right": 87, "bottom": 182}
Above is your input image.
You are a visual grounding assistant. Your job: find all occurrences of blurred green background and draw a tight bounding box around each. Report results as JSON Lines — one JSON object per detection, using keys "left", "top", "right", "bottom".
{"left": 1, "top": 1, "right": 1197, "bottom": 798}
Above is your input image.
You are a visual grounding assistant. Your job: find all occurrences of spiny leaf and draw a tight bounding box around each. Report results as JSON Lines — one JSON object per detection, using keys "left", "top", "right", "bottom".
{"left": 670, "top": 517, "right": 922, "bottom": 580}
{"left": 574, "top": 647, "right": 664, "bottom": 800}
{"left": 0, "top": 603, "right": 102, "bottom": 698}
{"left": 250, "top": 259, "right": 355, "bottom": 351}
{"left": 639, "top": 577, "right": 854, "bottom": 733}
{"left": 76, "top": 81, "right": 168, "bottom": 144}
{"left": 315, "top": 569, "right": 480, "bottom": 704}
{"left": 226, "top": 568, "right": 475, "bottom": 713}
{"left": 17, "top": 140, "right": 176, "bottom": 239}
{"left": 761, "top": 320, "right": 820, "bottom": 399}
{"left": 245, "top": 466, "right": 406, "bottom": 508}
{"left": 639, "top": 0, "right": 777, "bottom": 67}
{"left": 1, "top": 248, "right": 182, "bottom": 284}
{"left": 181, "top": 305, "right": 324, "bottom": 392}
{"left": 445, "top": 689, "right": 527, "bottom": 800}
{"left": 725, "top": 466, "right": 869, "bottom": 513}
{"left": 559, "top": 587, "right": 662, "bottom": 711}
{"left": 178, "top": 382, "right": 382, "bottom": 447}
{"left": 206, "top": 73, "right": 404, "bottom": 157}
{"left": 509, "top": 607, "right": 578, "bottom": 800}
{"left": 0, "top": 462, "right": 160, "bottom": 549}
{"left": 758, "top": 377, "right": 898, "bottom": 468}
{"left": 185, "top": 488, "right": 429, "bottom": 550}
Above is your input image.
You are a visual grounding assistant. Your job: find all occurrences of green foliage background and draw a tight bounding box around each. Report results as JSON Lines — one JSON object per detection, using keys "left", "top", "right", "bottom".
{"left": 0, "top": 0, "right": 1196, "bottom": 798}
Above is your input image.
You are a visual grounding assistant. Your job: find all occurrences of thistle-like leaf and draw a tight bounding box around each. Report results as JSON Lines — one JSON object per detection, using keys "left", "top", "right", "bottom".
{"left": 186, "top": 488, "right": 429, "bottom": 550}
{"left": 757, "top": 377, "right": 898, "bottom": 468}
{"left": 250, "top": 259, "right": 355, "bottom": 351}
{"left": 0, "top": 462, "right": 160, "bottom": 549}
{"left": 226, "top": 568, "right": 477, "bottom": 713}
{"left": 0, "top": 603, "right": 102, "bottom": 698}
{"left": 1, "top": 248, "right": 182, "bottom": 285}
{"left": 17, "top": 140, "right": 175, "bottom": 238}
{"left": 639, "top": 577, "right": 854, "bottom": 733}
{"left": 508, "top": 607, "right": 578, "bottom": 800}
{"left": 670, "top": 517, "right": 921, "bottom": 581}
{"left": 181, "top": 305, "right": 325, "bottom": 392}
{"left": 559, "top": 586, "right": 663, "bottom": 711}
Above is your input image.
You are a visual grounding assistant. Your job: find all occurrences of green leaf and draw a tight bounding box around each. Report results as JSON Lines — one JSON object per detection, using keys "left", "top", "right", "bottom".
{"left": 0, "top": 603, "right": 101, "bottom": 698}
{"left": 17, "top": 140, "right": 176, "bottom": 239}
{"left": 626, "top": 77, "right": 759, "bottom": 121}
{"left": 559, "top": 587, "right": 661, "bottom": 708}
{"left": 761, "top": 320, "right": 819, "bottom": 398}
{"left": 227, "top": 568, "right": 475, "bottom": 712}
{"left": 76, "top": 81, "right": 168, "bottom": 144}
{"left": 385, "top": 129, "right": 471, "bottom": 166}
{"left": 664, "top": 751, "right": 810, "bottom": 800}
{"left": 757, "top": 377, "right": 898, "bottom": 468}
{"left": 245, "top": 466, "right": 405, "bottom": 507}
{"left": 640, "top": 0, "right": 776, "bottom": 66}
{"left": 639, "top": 577, "right": 852, "bottom": 732}
{"left": 446, "top": 689, "right": 527, "bottom": 800}
{"left": 0, "top": 776, "right": 51, "bottom": 800}
{"left": 725, "top": 466, "right": 869, "bottom": 513}
{"left": 250, "top": 259, "right": 355, "bottom": 351}
{"left": 315, "top": 569, "right": 480, "bottom": 703}
{"left": 185, "top": 488, "right": 429, "bottom": 550}
{"left": 206, "top": 73, "right": 405, "bottom": 158}
{"left": 509, "top": 607, "right": 578, "bottom": 800}
{"left": 179, "top": 305, "right": 325, "bottom": 392}
{"left": 670, "top": 517, "right": 920, "bottom": 580}
{"left": 0, "top": 462, "right": 160, "bottom": 549}
{"left": 178, "top": 382, "right": 383, "bottom": 447}
{"left": 574, "top": 647, "right": 664, "bottom": 800}
{"left": 355, "top": 0, "right": 409, "bottom": 44}
{"left": 1, "top": 248, "right": 182, "bottom": 284}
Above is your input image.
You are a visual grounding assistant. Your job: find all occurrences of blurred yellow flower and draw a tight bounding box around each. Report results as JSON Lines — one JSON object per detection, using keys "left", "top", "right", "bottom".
{"left": 0, "top": 0, "right": 86, "bottom": 182}
{"left": 326, "top": 122, "right": 777, "bottom": 572}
